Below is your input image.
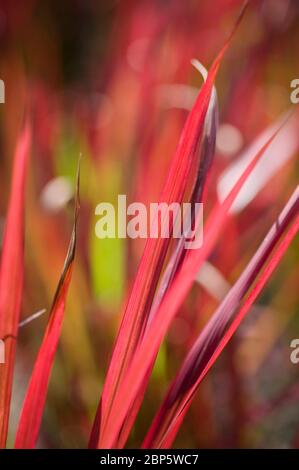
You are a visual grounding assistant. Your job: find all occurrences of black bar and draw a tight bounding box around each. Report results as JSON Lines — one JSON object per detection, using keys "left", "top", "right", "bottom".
{"left": 0, "top": 449, "right": 298, "bottom": 467}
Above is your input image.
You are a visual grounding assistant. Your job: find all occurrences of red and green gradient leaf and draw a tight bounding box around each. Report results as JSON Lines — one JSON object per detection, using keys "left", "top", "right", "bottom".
{"left": 14, "top": 170, "right": 80, "bottom": 449}
{"left": 0, "top": 121, "right": 31, "bottom": 447}
{"left": 90, "top": 3, "right": 249, "bottom": 448}
{"left": 143, "top": 186, "right": 299, "bottom": 448}
{"left": 98, "top": 116, "right": 286, "bottom": 448}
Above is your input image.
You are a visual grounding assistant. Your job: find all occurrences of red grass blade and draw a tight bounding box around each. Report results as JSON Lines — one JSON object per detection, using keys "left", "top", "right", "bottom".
{"left": 14, "top": 170, "right": 80, "bottom": 449}
{"left": 143, "top": 186, "right": 299, "bottom": 448}
{"left": 0, "top": 122, "right": 31, "bottom": 447}
{"left": 89, "top": 5, "right": 247, "bottom": 449}
{"left": 115, "top": 59, "right": 219, "bottom": 450}
{"left": 148, "top": 70, "right": 218, "bottom": 322}
{"left": 98, "top": 91, "right": 282, "bottom": 449}
{"left": 90, "top": 2, "right": 249, "bottom": 448}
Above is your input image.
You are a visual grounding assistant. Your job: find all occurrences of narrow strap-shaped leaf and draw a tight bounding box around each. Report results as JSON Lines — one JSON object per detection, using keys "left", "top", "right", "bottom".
{"left": 90, "top": 3, "right": 249, "bottom": 448}
{"left": 115, "top": 58, "right": 219, "bottom": 450}
{"left": 143, "top": 187, "right": 299, "bottom": 448}
{"left": 0, "top": 122, "right": 31, "bottom": 448}
{"left": 14, "top": 168, "right": 80, "bottom": 449}
{"left": 99, "top": 86, "right": 280, "bottom": 450}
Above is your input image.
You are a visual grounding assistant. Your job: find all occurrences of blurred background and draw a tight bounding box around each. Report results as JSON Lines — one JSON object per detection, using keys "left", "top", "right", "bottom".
{"left": 0, "top": 0, "right": 298, "bottom": 448}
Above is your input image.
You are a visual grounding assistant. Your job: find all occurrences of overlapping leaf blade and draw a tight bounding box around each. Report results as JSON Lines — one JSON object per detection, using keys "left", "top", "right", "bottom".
{"left": 143, "top": 186, "right": 299, "bottom": 448}
{"left": 14, "top": 171, "right": 80, "bottom": 449}
{"left": 98, "top": 83, "right": 281, "bottom": 450}
{"left": 0, "top": 122, "right": 31, "bottom": 447}
{"left": 89, "top": 9, "right": 242, "bottom": 449}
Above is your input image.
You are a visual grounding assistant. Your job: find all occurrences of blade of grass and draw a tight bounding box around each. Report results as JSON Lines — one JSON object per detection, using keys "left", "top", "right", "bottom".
{"left": 99, "top": 92, "right": 282, "bottom": 450}
{"left": 143, "top": 186, "right": 299, "bottom": 448}
{"left": 116, "top": 60, "right": 218, "bottom": 449}
{"left": 218, "top": 111, "right": 298, "bottom": 214}
{"left": 14, "top": 167, "right": 80, "bottom": 449}
{"left": 0, "top": 121, "right": 31, "bottom": 448}
{"left": 91, "top": 3, "right": 249, "bottom": 448}
{"left": 164, "top": 214, "right": 299, "bottom": 446}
